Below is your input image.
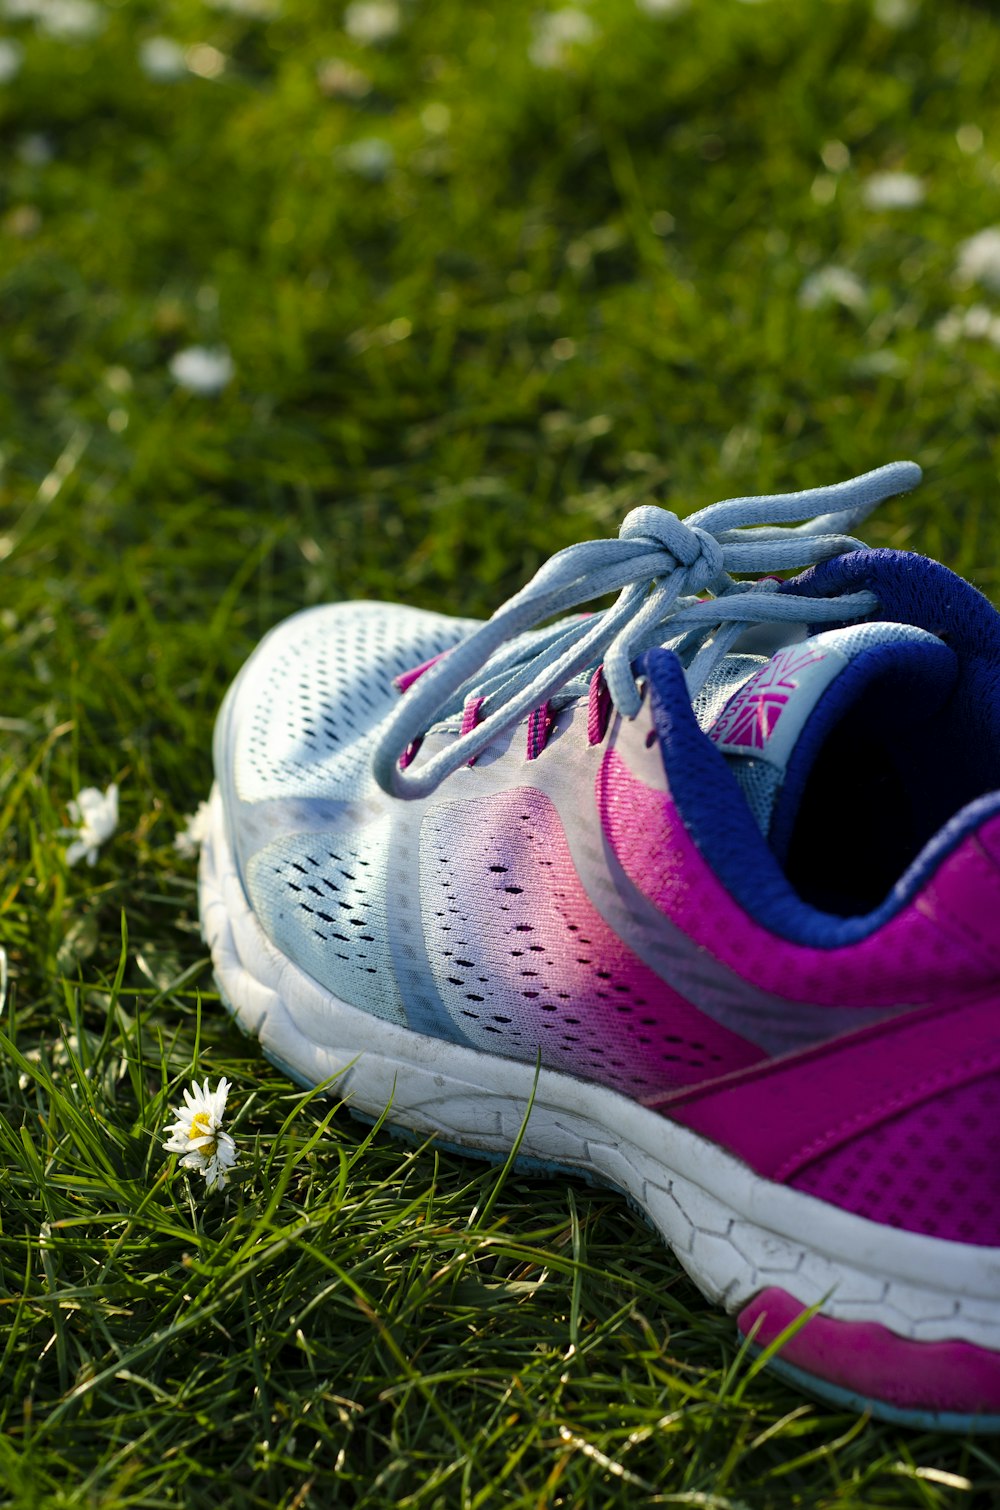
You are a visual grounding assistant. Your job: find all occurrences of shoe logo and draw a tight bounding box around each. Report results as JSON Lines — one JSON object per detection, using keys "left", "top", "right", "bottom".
{"left": 709, "top": 645, "right": 828, "bottom": 751}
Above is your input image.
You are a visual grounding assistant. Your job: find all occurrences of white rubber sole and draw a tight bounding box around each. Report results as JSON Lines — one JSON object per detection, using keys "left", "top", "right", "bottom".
{"left": 198, "top": 785, "right": 1000, "bottom": 1359}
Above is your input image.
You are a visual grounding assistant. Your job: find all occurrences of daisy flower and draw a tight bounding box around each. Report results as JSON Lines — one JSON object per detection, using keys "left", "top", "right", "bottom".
{"left": 169, "top": 345, "right": 234, "bottom": 394}
{"left": 0, "top": 39, "right": 23, "bottom": 83}
{"left": 339, "top": 137, "right": 394, "bottom": 179}
{"left": 61, "top": 783, "right": 118, "bottom": 867}
{"left": 955, "top": 228, "right": 1000, "bottom": 294}
{"left": 343, "top": 1, "right": 399, "bottom": 44}
{"left": 162, "top": 1076, "right": 237, "bottom": 1192}
{"left": 139, "top": 36, "right": 187, "bottom": 82}
{"left": 529, "top": 8, "right": 597, "bottom": 70}
{"left": 797, "top": 265, "right": 868, "bottom": 312}
{"left": 862, "top": 171, "right": 924, "bottom": 210}
{"left": 174, "top": 800, "right": 212, "bottom": 859}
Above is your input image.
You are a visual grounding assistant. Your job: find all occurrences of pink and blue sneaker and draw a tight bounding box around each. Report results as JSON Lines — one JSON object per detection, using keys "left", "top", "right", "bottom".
{"left": 199, "top": 461, "right": 1000, "bottom": 1430}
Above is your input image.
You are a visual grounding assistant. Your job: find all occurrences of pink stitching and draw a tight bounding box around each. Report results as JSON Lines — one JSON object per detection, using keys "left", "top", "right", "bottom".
{"left": 587, "top": 667, "right": 612, "bottom": 746}
{"left": 526, "top": 702, "right": 554, "bottom": 761}
{"left": 460, "top": 695, "right": 485, "bottom": 766}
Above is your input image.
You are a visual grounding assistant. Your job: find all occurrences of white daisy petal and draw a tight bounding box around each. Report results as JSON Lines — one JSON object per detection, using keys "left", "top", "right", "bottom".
{"left": 162, "top": 1076, "right": 238, "bottom": 1193}
{"left": 955, "top": 228, "right": 1000, "bottom": 294}
{"left": 169, "top": 345, "right": 234, "bottom": 395}
{"left": 0, "top": 38, "right": 23, "bottom": 82}
{"left": 339, "top": 137, "right": 393, "bottom": 180}
{"left": 63, "top": 783, "right": 118, "bottom": 868}
{"left": 862, "top": 171, "right": 924, "bottom": 210}
{"left": 344, "top": 1, "right": 399, "bottom": 44}
{"left": 529, "top": 7, "right": 597, "bottom": 70}
{"left": 174, "top": 800, "right": 213, "bottom": 858}
{"left": 798, "top": 265, "right": 868, "bottom": 312}
{"left": 139, "top": 36, "right": 187, "bottom": 82}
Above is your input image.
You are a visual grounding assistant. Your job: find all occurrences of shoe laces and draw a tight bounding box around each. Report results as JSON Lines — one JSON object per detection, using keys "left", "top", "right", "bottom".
{"left": 372, "top": 460, "right": 920, "bottom": 799}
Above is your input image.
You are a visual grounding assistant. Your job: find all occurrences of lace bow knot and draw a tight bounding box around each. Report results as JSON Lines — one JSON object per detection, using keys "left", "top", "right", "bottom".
{"left": 618, "top": 504, "right": 727, "bottom": 596}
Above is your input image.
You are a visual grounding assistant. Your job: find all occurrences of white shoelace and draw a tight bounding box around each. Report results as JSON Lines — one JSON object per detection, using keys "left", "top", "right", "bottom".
{"left": 372, "top": 461, "right": 921, "bottom": 799}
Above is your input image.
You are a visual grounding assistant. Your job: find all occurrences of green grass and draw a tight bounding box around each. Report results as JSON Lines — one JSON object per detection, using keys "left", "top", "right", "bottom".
{"left": 4, "top": 0, "right": 1000, "bottom": 1503}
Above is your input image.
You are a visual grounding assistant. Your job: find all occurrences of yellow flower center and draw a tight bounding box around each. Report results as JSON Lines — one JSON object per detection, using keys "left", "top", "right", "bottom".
{"left": 188, "top": 1111, "right": 217, "bottom": 1155}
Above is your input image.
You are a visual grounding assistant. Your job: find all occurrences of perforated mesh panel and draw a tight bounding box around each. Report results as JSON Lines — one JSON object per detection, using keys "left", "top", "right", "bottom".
{"left": 247, "top": 820, "right": 407, "bottom": 1023}
{"left": 817, "top": 621, "right": 942, "bottom": 656}
{"left": 235, "top": 603, "right": 469, "bottom": 802}
{"left": 733, "top": 759, "right": 783, "bottom": 833}
{"left": 419, "top": 789, "right": 762, "bottom": 1094}
{"left": 692, "top": 654, "right": 767, "bottom": 732}
{"left": 792, "top": 1073, "right": 1000, "bottom": 1245}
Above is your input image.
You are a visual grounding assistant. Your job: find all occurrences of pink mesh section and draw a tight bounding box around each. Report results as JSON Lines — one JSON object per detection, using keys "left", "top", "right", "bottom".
{"left": 738, "top": 1288, "right": 1000, "bottom": 1416}
{"left": 599, "top": 750, "right": 1000, "bottom": 1006}
{"left": 425, "top": 788, "right": 764, "bottom": 1096}
{"left": 661, "top": 992, "right": 1000, "bottom": 1192}
{"left": 792, "top": 1073, "right": 1000, "bottom": 1245}
{"left": 915, "top": 834, "right": 1000, "bottom": 971}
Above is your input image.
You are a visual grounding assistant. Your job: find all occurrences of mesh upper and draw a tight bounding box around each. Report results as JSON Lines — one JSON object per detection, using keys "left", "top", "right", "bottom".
{"left": 691, "top": 654, "right": 767, "bottom": 731}
{"left": 792, "top": 1073, "right": 1000, "bottom": 1245}
{"left": 235, "top": 603, "right": 470, "bottom": 803}
{"left": 419, "top": 788, "right": 763, "bottom": 1095}
{"left": 247, "top": 818, "right": 407, "bottom": 1024}
{"left": 223, "top": 594, "right": 1000, "bottom": 1218}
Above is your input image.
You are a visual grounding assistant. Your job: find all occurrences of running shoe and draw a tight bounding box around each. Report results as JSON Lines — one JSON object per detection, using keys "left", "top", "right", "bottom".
{"left": 199, "top": 461, "right": 1000, "bottom": 1430}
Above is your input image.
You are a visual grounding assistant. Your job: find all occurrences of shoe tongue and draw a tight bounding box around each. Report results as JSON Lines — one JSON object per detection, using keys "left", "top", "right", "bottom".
{"left": 699, "top": 622, "right": 959, "bottom": 848}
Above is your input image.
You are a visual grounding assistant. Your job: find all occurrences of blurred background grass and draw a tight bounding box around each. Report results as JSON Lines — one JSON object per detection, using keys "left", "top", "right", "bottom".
{"left": 3, "top": 0, "right": 1000, "bottom": 1505}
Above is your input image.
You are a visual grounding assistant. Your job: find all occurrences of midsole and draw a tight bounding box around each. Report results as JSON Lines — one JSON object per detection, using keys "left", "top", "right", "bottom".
{"left": 199, "top": 785, "right": 1000, "bottom": 1350}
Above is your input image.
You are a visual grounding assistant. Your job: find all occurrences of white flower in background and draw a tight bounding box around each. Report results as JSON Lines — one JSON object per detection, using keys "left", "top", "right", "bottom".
{"left": 17, "top": 132, "right": 53, "bottom": 164}
{"left": 205, "top": 0, "right": 278, "bottom": 16}
{"left": 61, "top": 784, "right": 118, "bottom": 867}
{"left": 163, "top": 1077, "right": 237, "bottom": 1193}
{"left": 185, "top": 43, "right": 226, "bottom": 80}
{"left": 44, "top": 0, "right": 101, "bottom": 35}
{"left": 343, "top": 0, "right": 399, "bottom": 44}
{"left": 4, "top": 0, "right": 105, "bottom": 38}
{"left": 0, "top": 38, "right": 22, "bottom": 81}
{"left": 955, "top": 228, "right": 1000, "bottom": 294}
{"left": 139, "top": 36, "right": 187, "bottom": 81}
{"left": 934, "top": 303, "right": 1000, "bottom": 348}
{"left": 174, "top": 801, "right": 212, "bottom": 859}
{"left": 798, "top": 265, "right": 868, "bottom": 312}
{"left": 529, "top": 8, "right": 597, "bottom": 70}
{"left": 339, "top": 136, "right": 393, "bottom": 179}
{"left": 862, "top": 171, "right": 924, "bottom": 210}
{"left": 169, "top": 345, "right": 234, "bottom": 394}
{"left": 637, "top": 0, "right": 686, "bottom": 13}
{"left": 934, "top": 310, "right": 963, "bottom": 345}
{"left": 317, "top": 56, "right": 371, "bottom": 98}
{"left": 874, "top": 0, "right": 916, "bottom": 27}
